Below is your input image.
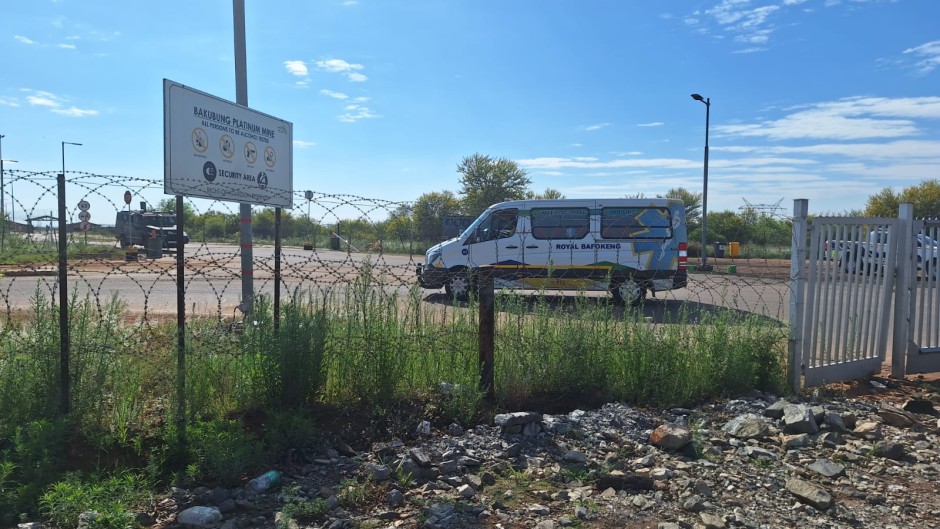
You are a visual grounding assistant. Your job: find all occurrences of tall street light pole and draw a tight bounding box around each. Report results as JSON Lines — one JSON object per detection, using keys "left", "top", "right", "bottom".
{"left": 691, "top": 93, "right": 711, "bottom": 271}
{"left": 63, "top": 141, "right": 82, "bottom": 181}
{"left": 0, "top": 134, "right": 6, "bottom": 250}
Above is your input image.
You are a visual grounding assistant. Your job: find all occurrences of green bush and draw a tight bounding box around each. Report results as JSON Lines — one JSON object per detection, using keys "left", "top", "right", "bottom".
{"left": 186, "top": 419, "right": 261, "bottom": 486}
{"left": 38, "top": 471, "right": 151, "bottom": 529}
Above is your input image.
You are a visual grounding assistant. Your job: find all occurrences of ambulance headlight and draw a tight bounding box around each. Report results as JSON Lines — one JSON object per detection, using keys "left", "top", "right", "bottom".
{"left": 426, "top": 248, "right": 442, "bottom": 266}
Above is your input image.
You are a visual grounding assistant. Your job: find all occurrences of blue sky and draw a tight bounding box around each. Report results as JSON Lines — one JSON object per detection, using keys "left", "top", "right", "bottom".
{"left": 2, "top": 0, "right": 939, "bottom": 217}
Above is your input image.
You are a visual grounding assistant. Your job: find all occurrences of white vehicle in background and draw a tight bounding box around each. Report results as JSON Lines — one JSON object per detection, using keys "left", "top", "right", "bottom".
{"left": 837, "top": 229, "right": 939, "bottom": 277}
{"left": 417, "top": 198, "right": 689, "bottom": 305}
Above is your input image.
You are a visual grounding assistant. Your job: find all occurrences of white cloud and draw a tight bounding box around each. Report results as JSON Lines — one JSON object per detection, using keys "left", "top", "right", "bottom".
{"left": 0, "top": 97, "right": 19, "bottom": 107}
{"left": 637, "top": 122, "right": 663, "bottom": 127}
{"left": 715, "top": 96, "right": 940, "bottom": 141}
{"left": 293, "top": 140, "right": 317, "bottom": 148}
{"left": 320, "top": 89, "right": 349, "bottom": 99}
{"left": 14, "top": 35, "right": 35, "bottom": 45}
{"left": 713, "top": 139, "right": 940, "bottom": 163}
{"left": 732, "top": 47, "right": 766, "bottom": 54}
{"left": 22, "top": 90, "right": 98, "bottom": 117}
{"left": 519, "top": 156, "right": 700, "bottom": 170}
{"left": 338, "top": 107, "right": 379, "bottom": 123}
{"left": 26, "top": 91, "right": 62, "bottom": 107}
{"left": 315, "top": 58, "right": 364, "bottom": 73}
{"left": 51, "top": 107, "right": 99, "bottom": 117}
{"left": 583, "top": 122, "right": 610, "bottom": 131}
{"left": 283, "top": 60, "right": 309, "bottom": 76}
{"left": 352, "top": 96, "right": 370, "bottom": 103}
{"left": 58, "top": 43, "right": 76, "bottom": 50}
{"left": 343, "top": 0, "right": 359, "bottom": 5}
{"left": 315, "top": 58, "right": 368, "bottom": 82}
{"left": 903, "top": 40, "right": 940, "bottom": 74}
{"left": 690, "top": 0, "right": 880, "bottom": 51}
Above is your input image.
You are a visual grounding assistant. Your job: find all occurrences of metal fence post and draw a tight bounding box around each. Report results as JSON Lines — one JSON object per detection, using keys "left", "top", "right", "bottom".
{"left": 57, "top": 172, "right": 70, "bottom": 414}
{"left": 892, "top": 203, "right": 914, "bottom": 378}
{"left": 478, "top": 270, "right": 495, "bottom": 400}
{"left": 175, "top": 195, "right": 186, "bottom": 440}
{"left": 274, "top": 207, "right": 281, "bottom": 330}
{"left": 788, "top": 199, "right": 809, "bottom": 394}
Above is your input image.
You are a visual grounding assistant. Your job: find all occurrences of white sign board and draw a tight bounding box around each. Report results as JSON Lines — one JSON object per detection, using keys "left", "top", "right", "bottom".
{"left": 163, "top": 79, "right": 293, "bottom": 208}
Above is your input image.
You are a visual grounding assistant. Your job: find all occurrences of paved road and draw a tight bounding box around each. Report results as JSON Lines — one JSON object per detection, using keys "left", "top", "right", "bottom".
{"left": 0, "top": 242, "right": 791, "bottom": 322}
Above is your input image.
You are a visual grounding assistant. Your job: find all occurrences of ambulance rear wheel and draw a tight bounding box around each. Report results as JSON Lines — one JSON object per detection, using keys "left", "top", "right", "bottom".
{"left": 612, "top": 279, "right": 646, "bottom": 306}
{"left": 444, "top": 268, "right": 474, "bottom": 302}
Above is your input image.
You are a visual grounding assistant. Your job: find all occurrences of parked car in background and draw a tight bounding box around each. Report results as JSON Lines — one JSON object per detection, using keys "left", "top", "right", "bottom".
{"left": 833, "top": 229, "right": 939, "bottom": 277}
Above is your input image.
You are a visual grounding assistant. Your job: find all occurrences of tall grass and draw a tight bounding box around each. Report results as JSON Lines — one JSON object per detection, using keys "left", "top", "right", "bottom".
{"left": 0, "top": 273, "right": 787, "bottom": 524}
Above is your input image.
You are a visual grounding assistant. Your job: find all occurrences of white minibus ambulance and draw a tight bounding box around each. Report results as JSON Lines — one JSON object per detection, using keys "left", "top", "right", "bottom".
{"left": 417, "top": 198, "right": 688, "bottom": 304}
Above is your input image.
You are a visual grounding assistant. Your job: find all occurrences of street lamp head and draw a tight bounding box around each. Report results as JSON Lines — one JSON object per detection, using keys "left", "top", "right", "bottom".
{"left": 691, "top": 93, "right": 704, "bottom": 102}
{"left": 63, "top": 141, "right": 82, "bottom": 147}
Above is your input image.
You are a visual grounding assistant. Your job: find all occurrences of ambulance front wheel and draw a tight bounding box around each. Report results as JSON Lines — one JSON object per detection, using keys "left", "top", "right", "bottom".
{"left": 612, "top": 279, "right": 646, "bottom": 306}
{"left": 444, "top": 268, "right": 474, "bottom": 302}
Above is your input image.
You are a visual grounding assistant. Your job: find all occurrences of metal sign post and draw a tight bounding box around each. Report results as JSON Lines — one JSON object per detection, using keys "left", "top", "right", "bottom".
{"left": 233, "top": 0, "right": 253, "bottom": 315}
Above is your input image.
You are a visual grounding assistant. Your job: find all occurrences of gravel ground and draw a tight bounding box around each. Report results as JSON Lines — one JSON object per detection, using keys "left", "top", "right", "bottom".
{"left": 56, "top": 376, "right": 940, "bottom": 529}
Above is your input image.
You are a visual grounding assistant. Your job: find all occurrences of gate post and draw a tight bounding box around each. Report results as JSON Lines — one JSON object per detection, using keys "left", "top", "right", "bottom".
{"left": 892, "top": 203, "right": 914, "bottom": 378}
{"left": 788, "top": 199, "right": 808, "bottom": 393}
{"left": 478, "top": 269, "right": 495, "bottom": 401}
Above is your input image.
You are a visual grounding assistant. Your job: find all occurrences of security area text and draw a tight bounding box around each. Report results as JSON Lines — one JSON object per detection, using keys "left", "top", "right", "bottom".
{"left": 219, "top": 169, "right": 256, "bottom": 182}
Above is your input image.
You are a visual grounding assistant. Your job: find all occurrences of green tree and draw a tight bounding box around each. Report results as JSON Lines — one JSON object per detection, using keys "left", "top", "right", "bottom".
{"left": 863, "top": 180, "right": 940, "bottom": 218}
{"left": 156, "top": 197, "right": 198, "bottom": 221}
{"left": 526, "top": 188, "right": 565, "bottom": 200}
{"left": 703, "top": 210, "right": 749, "bottom": 243}
{"left": 659, "top": 187, "right": 702, "bottom": 229}
{"left": 457, "top": 153, "right": 532, "bottom": 217}
{"left": 383, "top": 205, "right": 414, "bottom": 242}
{"left": 253, "top": 208, "right": 276, "bottom": 239}
{"left": 899, "top": 179, "right": 940, "bottom": 218}
{"left": 412, "top": 190, "right": 462, "bottom": 243}
{"left": 864, "top": 187, "right": 900, "bottom": 217}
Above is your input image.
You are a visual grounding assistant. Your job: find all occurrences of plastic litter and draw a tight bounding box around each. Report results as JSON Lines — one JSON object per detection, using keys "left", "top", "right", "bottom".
{"left": 246, "top": 470, "right": 282, "bottom": 493}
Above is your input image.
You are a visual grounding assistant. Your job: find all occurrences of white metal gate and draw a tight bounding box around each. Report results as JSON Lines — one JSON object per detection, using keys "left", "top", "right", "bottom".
{"left": 790, "top": 201, "right": 940, "bottom": 390}
{"left": 799, "top": 217, "right": 898, "bottom": 386}
{"left": 905, "top": 219, "right": 940, "bottom": 373}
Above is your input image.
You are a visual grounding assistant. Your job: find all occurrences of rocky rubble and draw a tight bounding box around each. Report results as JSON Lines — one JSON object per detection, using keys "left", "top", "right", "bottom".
{"left": 61, "top": 379, "right": 940, "bottom": 529}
